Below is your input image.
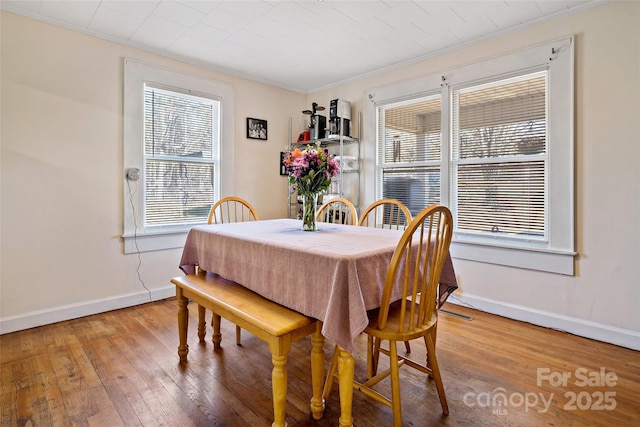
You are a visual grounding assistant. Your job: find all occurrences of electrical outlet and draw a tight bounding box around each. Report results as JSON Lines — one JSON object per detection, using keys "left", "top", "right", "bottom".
{"left": 127, "top": 168, "right": 140, "bottom": 180}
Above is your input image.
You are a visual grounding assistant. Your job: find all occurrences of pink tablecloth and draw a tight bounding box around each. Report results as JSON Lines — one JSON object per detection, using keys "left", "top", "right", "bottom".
{"left": 179, "top": 219, "right": 456, "bottom": 353}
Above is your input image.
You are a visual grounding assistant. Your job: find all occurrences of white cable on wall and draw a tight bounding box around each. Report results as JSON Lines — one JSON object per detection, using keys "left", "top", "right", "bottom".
{"left": 126, "top": 176, "right": 152, "bottom": 302}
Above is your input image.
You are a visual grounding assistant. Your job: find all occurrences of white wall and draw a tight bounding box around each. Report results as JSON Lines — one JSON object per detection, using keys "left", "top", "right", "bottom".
{"left": 0, "top": 11, "right": 304, "bottom": 331}
{"left": 308, "top": 1, "right": 640, "bottom": 350}
{"left": 2, "top": 2, "right": 639, "bottom": 351}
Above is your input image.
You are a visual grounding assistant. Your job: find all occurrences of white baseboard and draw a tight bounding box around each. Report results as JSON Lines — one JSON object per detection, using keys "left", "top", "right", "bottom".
{"left": 3, "top": 287, "right": 638, "bottom": 352}
{"left": 0, "top": 286, "right": 176, "bottom": 335}
{"left": 447, "top": 293, "right": 640, "bottom": 351}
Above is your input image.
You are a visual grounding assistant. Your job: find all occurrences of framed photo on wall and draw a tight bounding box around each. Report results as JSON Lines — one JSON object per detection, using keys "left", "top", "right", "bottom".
{"left": 247, "top": 117, "right": 268, "bottom": 140}
{"left": 280, "top": 152, "right": 288, "bottom": 175}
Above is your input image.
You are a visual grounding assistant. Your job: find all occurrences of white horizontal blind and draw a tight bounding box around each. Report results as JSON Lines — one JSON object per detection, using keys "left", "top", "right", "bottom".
{"left": 378, "top": 95, "right": 441, "bottom": 216}
{"left": 144, "top": 85, "right": 219, "bottom": 227}
{"left": 452, "top": 71, "right": 547, "bottom": 239}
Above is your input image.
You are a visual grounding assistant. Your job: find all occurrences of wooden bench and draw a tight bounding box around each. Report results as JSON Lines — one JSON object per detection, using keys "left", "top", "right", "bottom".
{"left": 171, "top": 270, "right": 325, "bottom": 427}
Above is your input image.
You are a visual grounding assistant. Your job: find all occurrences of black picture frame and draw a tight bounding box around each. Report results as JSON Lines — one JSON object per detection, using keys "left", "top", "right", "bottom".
{"left": 280, "top": 152, "right": 288, "bottom": 176}
{"left": 247, "top": 117, "right": 268, "bottom": 140}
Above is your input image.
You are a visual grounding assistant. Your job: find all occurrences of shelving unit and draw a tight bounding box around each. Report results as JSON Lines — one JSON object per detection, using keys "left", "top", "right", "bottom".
{"left": 286, "top": 115, "right": 361, "bottom": 219}
{"left": 317, "top": 135, "right": 360, "bottom": 209}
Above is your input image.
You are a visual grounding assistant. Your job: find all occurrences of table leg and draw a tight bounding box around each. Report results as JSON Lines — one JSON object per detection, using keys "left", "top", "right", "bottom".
{"left": 177, "top": 289, "right": 189, "bottom": 363}
{"left": 269, "top": 338, "right": 291, "bottom": 427}
{"left": 310, "top": 322, "right": 325, "bottom": 420}
{"left": 338, "top": 346, "right": 354, "bottom": 427}
{"left": 197, "top": 304, "right": 206, "bottom": 342}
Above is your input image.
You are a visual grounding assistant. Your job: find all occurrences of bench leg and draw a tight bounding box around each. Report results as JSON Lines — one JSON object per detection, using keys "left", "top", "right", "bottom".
{"left": 197, "top": 304, "right": 206, "bottom": 342}
{"left": 211, "top": 313, "right": 222, "bottom": 349}
{"left": 310, "top": 322, "right": 325, "bottom": 420}
{"left": 177, "top": 290, "right": 189, "bottom": 363}
{"left": 269, "top": 338, "right": 291, "bottom": 427}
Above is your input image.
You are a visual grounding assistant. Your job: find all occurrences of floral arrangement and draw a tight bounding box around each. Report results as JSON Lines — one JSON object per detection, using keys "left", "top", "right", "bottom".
{"left": 282, "top": 143, "right": 340, "bottom": 196}
{"left": 282, "top": 143, "right": 340, "bottom": 231}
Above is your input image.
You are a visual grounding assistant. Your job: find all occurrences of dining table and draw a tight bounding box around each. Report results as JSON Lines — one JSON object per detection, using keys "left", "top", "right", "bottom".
{"left": 178, "top": 218, "right": 457, "bottom": 425}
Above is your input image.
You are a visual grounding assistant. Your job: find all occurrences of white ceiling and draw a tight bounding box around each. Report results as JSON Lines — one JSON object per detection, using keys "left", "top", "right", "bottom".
{"left": 2, "top": 0, "right": 605, "bottom": 93}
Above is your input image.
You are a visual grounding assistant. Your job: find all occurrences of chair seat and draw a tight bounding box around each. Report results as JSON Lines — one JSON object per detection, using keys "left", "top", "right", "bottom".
{"left": 365, "top": 299, "right": 437, "bottom": 342}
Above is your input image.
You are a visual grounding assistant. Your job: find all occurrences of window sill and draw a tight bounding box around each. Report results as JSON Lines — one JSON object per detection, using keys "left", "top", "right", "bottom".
{"left": 121, "top": 229, "right": 577, "bottom": 274}
{"left": 450, "top": 240, "right": 576, "bottom": 275}
{"left": 122, "top": 230, "right": 189, "bottom": 254}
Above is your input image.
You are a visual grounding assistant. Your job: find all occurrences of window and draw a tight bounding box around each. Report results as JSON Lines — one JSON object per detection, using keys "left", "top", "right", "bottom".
{"left": 123, "top": 60, "right": 234, "bottom": 253}
{"left": 378, "top": 95, "right": 442, "bottom": 215}
{"left": 451, "top": 71, "right": 547, "bottom": 240}
{"left": 365, "top": 37, "right": 575, "bottom": 274}
{"left": 143, "top": 86, "right": 218, "bottom": 227}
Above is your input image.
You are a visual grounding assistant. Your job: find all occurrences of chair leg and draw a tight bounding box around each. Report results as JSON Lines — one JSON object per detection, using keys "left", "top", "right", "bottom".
{"left": 425, "top": 324, "right": 437, "bottom": 375}
{"left": 425, "top": 333, "right": 448, "bottom": 415}
{"left": 322, "top": 345, "right": 340, "bottom": 401}
{"left": 404, "top": 340, "right": 411, "bottom": 353}
{"left": 389, "top": 341, "right": 402, "bottom": 427}
{"left": 236, "top": 325, "right": 242, "bottom": 345}
{"left": 370, "top": 336, "right": 382, "bottom": 377}
{"left": 367, "top": 335, "right": 374, "bottom": 379}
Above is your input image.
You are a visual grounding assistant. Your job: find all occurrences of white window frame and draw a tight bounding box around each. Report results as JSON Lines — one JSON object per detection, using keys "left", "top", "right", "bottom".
{"left": 123, "top": 59, "right": 234, "bottom": 253}
{"left": 364, "top": 37, "right": 575, "bottom": 275}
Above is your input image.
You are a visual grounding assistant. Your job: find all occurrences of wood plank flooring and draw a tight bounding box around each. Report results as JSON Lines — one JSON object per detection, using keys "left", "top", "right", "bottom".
{"left": 2, "top": 298, "right": 638, "bottom": 426}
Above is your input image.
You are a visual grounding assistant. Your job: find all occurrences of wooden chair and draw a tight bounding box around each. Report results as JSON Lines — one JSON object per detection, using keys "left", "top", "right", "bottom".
{"left": 358, "top": 198, "right": 412, "bottom": 230}
{"left": 359, "top": 198, "right": 414, "bottom": 353}
{"left": 203, "top": 196, "right": 259, "bottom": 345}
{"left": 323, "top": 205, "right": 453, "bottom": 426}
{"left": 207, "top": 195, "right": 259, "bottom": 225}
{"left": 316, "top": 197, "right": 358, "bottom": 225}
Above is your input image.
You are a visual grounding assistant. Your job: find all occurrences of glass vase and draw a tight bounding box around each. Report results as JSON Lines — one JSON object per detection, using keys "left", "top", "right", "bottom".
{"left": 301, "top": 192, "right": 318, "bottom": 231}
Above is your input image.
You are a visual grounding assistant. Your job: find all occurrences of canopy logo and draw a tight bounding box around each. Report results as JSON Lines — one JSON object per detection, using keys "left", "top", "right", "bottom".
{"left": 463, "top": 367, "right": 618, "bottom": 415}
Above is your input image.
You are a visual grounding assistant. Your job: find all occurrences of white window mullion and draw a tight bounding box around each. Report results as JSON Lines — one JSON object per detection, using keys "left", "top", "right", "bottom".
{"left": 440, "top": 80, "right": 452, "bottom": 209}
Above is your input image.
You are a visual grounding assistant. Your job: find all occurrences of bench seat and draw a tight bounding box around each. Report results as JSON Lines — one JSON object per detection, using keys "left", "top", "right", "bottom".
{"left": 171, "top": 271, "right": 325, "bottom": 426}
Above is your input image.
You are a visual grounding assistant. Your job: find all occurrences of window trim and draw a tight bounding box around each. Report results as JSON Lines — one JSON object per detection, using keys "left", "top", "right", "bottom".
{"left": 364, "top": 37, "right": 575, "bottom": 275}
{"left": 123, "top": 59, "right": 234, "bottom": 253}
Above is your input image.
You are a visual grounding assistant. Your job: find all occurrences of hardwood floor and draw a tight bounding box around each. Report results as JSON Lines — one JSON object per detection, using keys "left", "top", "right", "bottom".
{"left": 2, "top": 298, "right": 638, "bottom": 426}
